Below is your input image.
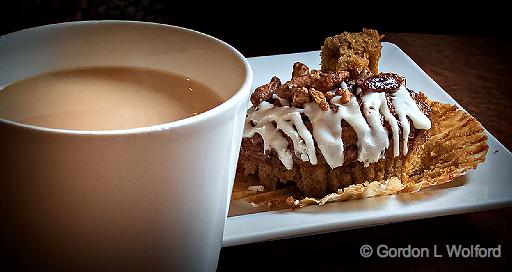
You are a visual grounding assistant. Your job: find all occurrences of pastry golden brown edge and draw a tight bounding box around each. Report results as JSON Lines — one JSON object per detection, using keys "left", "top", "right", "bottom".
{"left": 230, "top": 29, "right": 488, "bottom": 210}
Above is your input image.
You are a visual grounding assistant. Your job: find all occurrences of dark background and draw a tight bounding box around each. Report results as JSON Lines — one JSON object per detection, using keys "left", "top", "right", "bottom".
{"left": 1, "top": 1, "right": 511, "bottom": 271}
{"left": 1, "top": 0, "right": 511, "bottom": 57}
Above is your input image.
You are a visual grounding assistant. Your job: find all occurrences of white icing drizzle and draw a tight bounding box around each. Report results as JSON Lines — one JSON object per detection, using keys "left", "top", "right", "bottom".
{"left": 332, "top": 95, "right": 371, "bottom": 166}
{"left": 244, "top": 82, "right": 431, "bottom": 169}
{"left": 360, "top": 92, "right": 390, "bottom": 164}
{"left": 391, "top": 85, "right": 432, "bottom": 155}
{"left": 303, "top": 102, "right": 344, "bottom": 168}
{"left": 244, "top": 101, "right": 317, "bottom": 170}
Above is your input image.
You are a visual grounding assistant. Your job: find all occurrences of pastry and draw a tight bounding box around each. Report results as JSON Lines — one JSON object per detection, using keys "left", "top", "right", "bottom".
{"left": 234, "top": 29, "right": 488, "bottom": 209}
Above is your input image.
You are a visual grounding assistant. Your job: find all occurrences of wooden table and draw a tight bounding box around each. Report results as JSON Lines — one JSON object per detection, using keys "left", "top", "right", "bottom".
{"left": 218, "top": 34, "right": 512, "bottom": 271}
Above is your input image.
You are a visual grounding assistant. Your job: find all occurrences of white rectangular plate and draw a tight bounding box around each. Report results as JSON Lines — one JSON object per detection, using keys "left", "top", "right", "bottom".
{"left": 222, "top": 42, "right": 512, "bottom": 247}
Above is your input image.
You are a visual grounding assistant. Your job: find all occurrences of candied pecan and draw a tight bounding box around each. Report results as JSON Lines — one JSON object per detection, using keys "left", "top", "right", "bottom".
{"left": 324, "top": 91, "right": 335, "bottom": 100}
{"left": 274, "top": 68, "right": 350, "bottom": 103}
{"left": 338, "top": 88, "right": 351, "bottom": 104}
{"left": 311, "top": 71, "right": 350, "bottom": 92}
{"left": 290, "top": 75, "right": 314, "bottom": 88}
{"left": 310, "top": 69, "right": 321, "bottom": 79}
{"left": 292, "top": 62, "right": 310, "bottom": 78}
{"left": 291, "top": 87, "right": 310, "bottom": 107}
{"left": 350, "top": 67, "right": 365, "bottom": 78}
{"left": 250, "top": 76, "right": 281, "bottom": 106}
{"left": 352, "top": 67, "right": 373, "bottom": 86}
{"left": 275, "top": 76, "right": 309, "bottom": 99}
{"left": 310, "top": 88, "right": 330, "bottom": 111}
{"left": 275, "top": 84, "right": 293, "bottom": 99}
{"left": 361, "top": 73, "right": 404, "bottom": 93}
{"left": 281, "top": 70, "right": 350, "bottom": 93}
{"left": 271, "top": 97, "right": 283, "bottom": 107}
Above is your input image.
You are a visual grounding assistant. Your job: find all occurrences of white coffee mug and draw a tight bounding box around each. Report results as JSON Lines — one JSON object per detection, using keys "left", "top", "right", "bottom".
{"left": 0, "top": 21, "right": 252, "bottom": 271}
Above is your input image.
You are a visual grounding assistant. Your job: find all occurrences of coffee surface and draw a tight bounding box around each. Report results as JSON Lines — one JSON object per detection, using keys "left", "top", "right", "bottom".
{"left": 0, "top": 66, "right": 223, "bottom": 130}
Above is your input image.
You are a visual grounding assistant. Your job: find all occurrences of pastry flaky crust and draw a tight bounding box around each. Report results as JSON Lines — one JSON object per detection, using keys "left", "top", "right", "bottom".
{"left": 232, "top": 29, "right": 488, "bottom": 210}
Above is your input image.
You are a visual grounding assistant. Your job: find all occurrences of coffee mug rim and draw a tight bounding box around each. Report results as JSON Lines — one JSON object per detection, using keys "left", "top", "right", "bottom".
{"left": 0, "top": 20, "right": 253, "bottom": 135}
